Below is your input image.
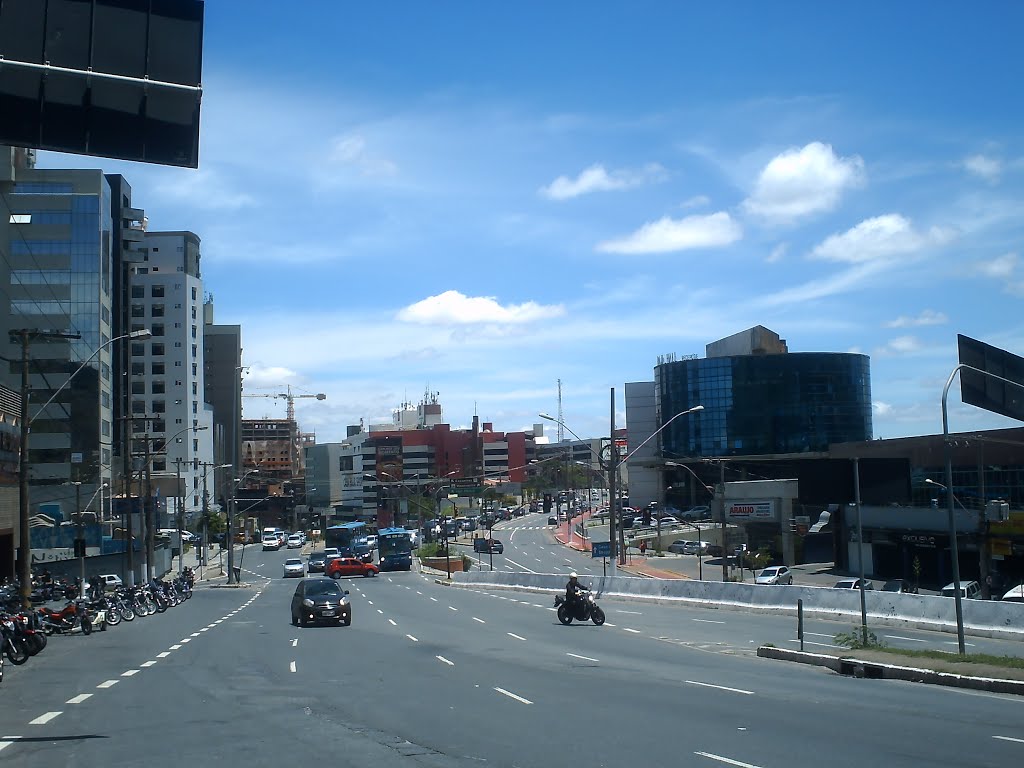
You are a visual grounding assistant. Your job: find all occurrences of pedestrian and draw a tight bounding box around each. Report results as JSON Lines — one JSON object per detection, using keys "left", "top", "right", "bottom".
{"left": 639, "top": 539, "right": 647, "bottom": 556}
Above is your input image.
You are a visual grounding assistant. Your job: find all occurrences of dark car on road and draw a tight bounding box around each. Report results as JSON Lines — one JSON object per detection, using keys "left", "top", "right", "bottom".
{"left": 290, "top": 577, "right": 351, "bottom": 627}
{"left": 882, "top": 579, "right": 917, "bottom": 594}
{"left": 473, "top": 538, "right": 504, "bottom": 554}
{"left": 307, "top": 552, "right": 328, "bottom": 573}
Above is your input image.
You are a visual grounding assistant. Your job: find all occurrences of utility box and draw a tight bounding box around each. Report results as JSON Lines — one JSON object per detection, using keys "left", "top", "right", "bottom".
{"left": 986, "top": 500, "right": 1010, "bottom": 522}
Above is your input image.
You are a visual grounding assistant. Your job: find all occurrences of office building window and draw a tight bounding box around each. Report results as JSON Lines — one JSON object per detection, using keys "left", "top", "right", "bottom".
{"left": 151, "top": 324, "right": 165, "bottom": 337}
{"left": 152, "top": 381, "right": 165, "bottom": 394}
{"left": 131, "top": 343, "right": 145, "bottom": 357}
{"left": 151, "top": 343, "right": 164, "bottom": 356}
{"left": 132, "top": 362, "right": 144, "bottom": 376}
{"left": 152, "top": 304, "right": 165, "bottom": 317}
{"left": 131, "top": 285, "right": 144, "bottom": 298}
{"left": 152, "top": 362, "right": 165, "bottom": 375}
{"left": 132, "top": 381, "right": 145, "bottom": 395}
{"left": 131, "top": 304, "right": 144, "bottom": 318}
{"left": 152, "top": 285, "right": 165, "bottom": 298}
{"left": 153, "top": 459, "right": 166, "bottom": 472}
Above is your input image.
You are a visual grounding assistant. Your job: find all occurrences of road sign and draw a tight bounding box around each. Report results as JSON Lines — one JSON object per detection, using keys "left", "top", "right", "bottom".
{"left": 591, "top": 541, "right": 611, "bottom": 558}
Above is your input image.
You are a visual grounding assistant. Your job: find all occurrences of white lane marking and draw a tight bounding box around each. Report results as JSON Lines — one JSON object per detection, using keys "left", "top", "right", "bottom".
{"left": 199, "top": 628, "right": 209, "bottom": 632}
{"left": 945, "top": 640, "right": 976, "bottom": 647}
{"left": 694, "top": 752, "right": 762, "bottom": 767}
{"left": 473, "top": 617, "right": 486, "bottom": 624}
{"left": 884, "top": 635, "right": 927, "bottom": 643}
{"left": 387, "top": 578, "right": 393, "bottom": 582}
{"left": 140, "top": 661, "right": 157, "bottom": 668}
{"left": 532, "top": 603, "right": 544, "bottom": 608}
{"left": 693, "top": 618, "right": 726, "bottom": 624}
{"left": 416, "top": 591, "right": 423, "bottom": 595}
{"left": 121, "top": 670, "right": 140, "bottom": 677}
{"left": 97, "top": 680, "right": 119, "bottom": 689}
{"left": 170, "top": 644, "right": 182, "bottom": 650}
{"left": 622, "top": 627, "right": 641, "bottom": 634}
{"left": 180, "top": 638, "right": 192, "bottom": 644}
{"left": 604, "top": 623, "right": 616, "bottom": 627}
{"left": 805, "top": 632, "right": 833, "bottom": 638}
{"left": 29, "top": 712, "right": 62, "bottom": 725}
{"left": 289, "top": 661, "right": 296, "bottom": 673}
{"left": 190, "top": 632, "right": 201, "bottom": 637}
{"left": 377, "top": 609, "right": 384, "bottom": 614}
{"left": 993, "top": 735, "right": 1024, "bottom": 744}
{"left": 449, "top": 606, "right": 458, "bottom": 611}
{"left": 615, "top": 610, "right": 643, "bottom": 615}
{"left": 157, "top": 652, "right": 171, "bottom": 658}
{"left": 686, "top": 680, "right": 754, "bottom": 695}
{"left": 535, "top": 558, "right": 543, "bottom": 563}
{"left": 66, "top": 694, "right": 92, "bottom": 704}
{"left": 0, "top": 742, "right": 12, "bottom": 754}
{"left": 783, "top": 639, "right": 837, "bottom": 649}
{"left": 436, "top": 655, "right": 455, "bottom": 666}
{"left": 494, "top": 687, "right": 533, "bottom": 705}
{"left": 504, "top": 558, "right": 539, "bottom": 573}
{"left": 388, "top": 619, "right": 397, "bottom": 626}
{"left": 430, "top": 597, "right": 438, "bottom": 602}
{"left": 214, "top": 619, "right": 223, "bottom": 624}
{"left": 291, "top": 638, "right": 298, "bottom": 647}
{"left": 407, "top": 635, "right": 419, "bottom": 642}
{"left": 507, "top": 632, "right": 526, "bottom": 641}
{"left": 567, "top": 652, "right": 599, "bottom": 662}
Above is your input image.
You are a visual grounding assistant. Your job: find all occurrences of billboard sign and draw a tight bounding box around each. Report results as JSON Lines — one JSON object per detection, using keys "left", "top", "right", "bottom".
{"left": 0, "top": 0, "right": 205, "bottom": 167}
{"left": 725, "top": 500, "right": 776, "bottom": 522}
{"left": 957, "top": 334, "right": 1024, "bottom": 422}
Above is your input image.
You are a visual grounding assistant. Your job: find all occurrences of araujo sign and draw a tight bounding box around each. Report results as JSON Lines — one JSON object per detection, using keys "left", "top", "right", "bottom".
{"left": 725, "top": 500, "right": 776, "bottom": 521}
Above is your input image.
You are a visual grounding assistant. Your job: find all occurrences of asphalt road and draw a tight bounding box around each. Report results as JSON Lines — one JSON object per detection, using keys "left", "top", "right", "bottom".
{"left": 1, "top": 532, "right": 1023, "bottom": 767}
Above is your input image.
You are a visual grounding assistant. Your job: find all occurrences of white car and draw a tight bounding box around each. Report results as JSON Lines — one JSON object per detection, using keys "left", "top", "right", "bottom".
{"left": 1001, "top": 584, "right": 1024, "bottom": 602}
{"left": 287, "top": 534, "right": 303, "bottom": 549}
{"left": 941, "top": 580, "right": 982, "bottom": 599}
{"left": 365, "top": 535, "right": 377, "bottom": 549}
{"left": 84, "top": 574, "right": 123, "bottom": 592}
{"left": 834, "top": 578, "right": 873, "bottom": 590}
{"left": 283, "top": 558, "right": 305, "bottom": 578}
{"left": 262, "top": 536, "right": 281, "bottom": 551}
{"left": 755, "top": 566, "right": 793, "bottom": 585}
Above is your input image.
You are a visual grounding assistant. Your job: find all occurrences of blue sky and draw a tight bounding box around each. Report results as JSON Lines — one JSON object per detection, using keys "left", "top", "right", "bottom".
{"left": 38, "top": 2, "right": 1024, "bottom": 443}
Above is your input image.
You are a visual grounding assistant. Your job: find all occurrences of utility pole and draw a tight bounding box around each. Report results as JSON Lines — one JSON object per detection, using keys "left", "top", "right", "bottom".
{"left": 200, "top": 465, "right": 210, "bottom": 578}
{"left": 608, "top": 387, "right": 620, "bottom": 570}
{"left": 143, "top": 428, "right": 155, "bottom": 581}
{"left": 720, "top": 460, "right": 727, "bottom": 582}
{"left": 174, "top": 458, "right": 185, "bottom": 574}
{"left": 72, "top": 481, "right": 84, "bottom": 598}
{"left": 13, "top": 328, "right": 80, "bottom": 608}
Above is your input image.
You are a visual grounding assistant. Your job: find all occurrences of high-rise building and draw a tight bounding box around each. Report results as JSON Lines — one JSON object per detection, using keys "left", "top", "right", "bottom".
{"left": 0, "top": 148, "right": 115, "bottom": 524}
{"left": 128, "top": 230, "right": 214, "bottom": 524}
{"left": 202, "top": 299, "right": 242, "bottom": 499}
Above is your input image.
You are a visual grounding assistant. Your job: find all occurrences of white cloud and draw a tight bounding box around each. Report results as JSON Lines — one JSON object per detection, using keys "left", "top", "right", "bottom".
{"left": 766, "top": 243, "right": 788, "bottom": 263}
{"left": 539, "top": 163, "right": 666, "bottom": 200}
{"left": 964, "top": 153, "right": 1001, "bottom": 183}
{"left": 974, "top": 252, "right": 1018, "bottom": 279}
{"left": 149, "top": 167, "right": 257, "bottom": 211}
{"left": 681, "top": 194, "right": 710, "bottom": 209}
{"left": 325, "top": 134, "right": 398, "bottom": 178}
{"left": 876, "top": 336, "right": 922, "bottom": 356}
{"left": 397, "top": 290, "right": 565, "bottom": 325}
{"left": 873, "top": 401, "right": 893, "bottom": 416}
{"left": 810, "top": 214, "right": 952, "bottom": 263}
{"left": 742, "top": 142, "right": 865, "bottom": 223}
{"left": 885, "top": 309, "right": 948, "bottom": 328}
{"left": 596, "top": 212, "right": 742, "bottom": 254}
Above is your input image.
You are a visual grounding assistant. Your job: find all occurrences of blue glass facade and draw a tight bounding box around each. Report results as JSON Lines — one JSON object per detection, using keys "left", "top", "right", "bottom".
{"left": 656, "top": 353, "right": 873, "bottom": 458}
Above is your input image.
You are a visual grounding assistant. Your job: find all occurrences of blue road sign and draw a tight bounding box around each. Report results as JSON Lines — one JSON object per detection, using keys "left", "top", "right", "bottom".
{"left": 591, "top": 541, "right": 611, "bottom": 558}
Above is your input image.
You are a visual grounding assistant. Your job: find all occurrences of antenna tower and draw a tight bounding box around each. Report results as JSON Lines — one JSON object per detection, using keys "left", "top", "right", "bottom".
{"left": 557, "top": 379, "right": 564, "bottom": 442}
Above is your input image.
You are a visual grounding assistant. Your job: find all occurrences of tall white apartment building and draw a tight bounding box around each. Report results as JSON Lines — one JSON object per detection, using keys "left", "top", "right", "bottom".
{"left": 130, "top": 231, "right": 214, "bottom": 524}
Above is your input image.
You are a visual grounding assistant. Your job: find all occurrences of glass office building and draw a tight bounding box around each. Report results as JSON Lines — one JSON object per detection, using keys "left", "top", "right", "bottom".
{"left": 656, "top": 352, "right": 873, "bottom": 458}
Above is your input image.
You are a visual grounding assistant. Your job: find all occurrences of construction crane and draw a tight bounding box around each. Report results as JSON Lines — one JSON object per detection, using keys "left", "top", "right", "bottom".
{"left": 242, "top": 385, "right": 326, "bottom": 420}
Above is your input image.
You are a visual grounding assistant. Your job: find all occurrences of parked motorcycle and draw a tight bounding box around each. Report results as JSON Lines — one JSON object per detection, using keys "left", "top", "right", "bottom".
{"left": 554, "top": 588, "right": 606, "bottom": 625}
{"left": 37, "top": 600, "right": 93, "bottom": 635}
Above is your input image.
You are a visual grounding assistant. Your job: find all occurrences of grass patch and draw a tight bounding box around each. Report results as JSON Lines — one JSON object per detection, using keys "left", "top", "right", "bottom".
{"left": 858, "top": 646, "right": 1024, "bottom": 670}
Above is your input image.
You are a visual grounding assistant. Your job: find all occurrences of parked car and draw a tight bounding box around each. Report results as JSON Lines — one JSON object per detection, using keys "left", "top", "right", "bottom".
{"left": 326, "top": 557, "right": 380, "bottom": 579}
{"left": 283, "top": 558, "right": 305, "bottom": 578}
{"left": 941, "top": 580, "right": 982, "bottom": 599}
{"left": 473, "top": 538, "right": 504, "bottom": 554}
{"left": 307, "top": 552, "right": 328, "bottom": 573}
{"left": 547, "top": 515, "right": 557, "bottom": 525}
{"left": 1001, "top": 584, "right": 1024, "bottom": 602}
{"left": 84, "top": 574, "right": 123, "bottom": 592}
{"left": 881, "top": 579, "right": 917, "bottom": 594}
{"left": 666, "top": 540, "right": 691, "bottom": 554}
{"left": 755, "top": 566, "right": 793, "bottom": 585}
{"left": 287, "top": 534, "right": 303, "bottom": 549}
{"left": 290, "top": 577, "right": 351, "bottom": 627}
{"left": 656, "top": 516, "right": 680, "bottom": 527}
{"left": 834, "top": 578, "right": 874, "bottom": 590}
{"left": 683, "top": 506, "right": 712, "bottom": 521}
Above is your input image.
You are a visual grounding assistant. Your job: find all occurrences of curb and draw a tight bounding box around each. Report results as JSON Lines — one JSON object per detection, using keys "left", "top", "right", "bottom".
{"left": 757, "top": 645, "right": 1024, "bottom": 695}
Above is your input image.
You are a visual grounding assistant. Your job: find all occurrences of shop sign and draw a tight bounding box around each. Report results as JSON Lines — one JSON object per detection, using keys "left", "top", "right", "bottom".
{"left": 902, "top": 533, "right": 937, "bottom": 547}
{"left": 725, "top": 500, "right": 775, "bottom": 521}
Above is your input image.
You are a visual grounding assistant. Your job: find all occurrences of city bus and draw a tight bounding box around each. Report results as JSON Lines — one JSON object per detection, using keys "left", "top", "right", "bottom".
{"left": 324, "top": 522, "right": 367, "bottom": 552}
{"left": 377, "top": 527, "right": 413, "bottom": 571}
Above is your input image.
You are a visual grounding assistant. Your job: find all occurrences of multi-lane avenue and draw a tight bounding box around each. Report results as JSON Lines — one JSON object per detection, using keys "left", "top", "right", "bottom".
{"left": 1, "top": 514, "right": 1023, "bottom": 767}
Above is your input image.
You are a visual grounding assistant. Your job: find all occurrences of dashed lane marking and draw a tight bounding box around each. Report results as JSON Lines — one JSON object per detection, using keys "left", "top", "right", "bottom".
{"left": 507, "top": 632, "right": 526, "bottom": 641}
{"left": 121, "top": 670, "right": 140, "bottom": 677}
{"left": 140, "top": 661, "right": 157, "bottom": 668}
{"left": 884, "top": 635, "right": 927, "bottom": 643}
{"left": 289, "top": 661, "right": 296, "bottom": 673}
{"left": 157, "top": 652, "right": 171, "bottom": 658}
{"left": 473, "top": 617, "right": 486, "bottom": 624}
{"left": 449, "top": 606, "right": 458, "bottom": 611}
{"left": 622, "top": 628, "right": 641, "bottom": 634}
{"left": 693, "top": 619, "right": 725, "bottom": 624}
{"left": 494, "top": 687, "right": 533, "bottom": 705}
{"left": 438, "top": 654, "right": 454, "bottom": 666}
{"left": 388, "top": 619, "right": 397, "bottom": 626}
{"left": 686, "top": 680, "right": 754, "bottom": 695}
{"left": 694, "top": 751, "right": 762, "bottom": 767}
{"left": 97, "top": 680, "right": 119, "bottom": 689}
{"left": 291, "top": 638, "right": 298, "bottom": 647}
{"left": 66, "top": 694, "right": 92, "bottom": 704}
{"left": 407, "top": 635, "right": 418, "bottom": 642}
{"left": 170, "top": 644, "right": 182, "bottom": 650}
{"left": 29, "top": 712, "right": 62, "bottom": 725}
{"left": 994, "top": 736, "right": 1024, "bottom": 744}
{"left": 567, "top": 652, "right": 599, "bottom": 662}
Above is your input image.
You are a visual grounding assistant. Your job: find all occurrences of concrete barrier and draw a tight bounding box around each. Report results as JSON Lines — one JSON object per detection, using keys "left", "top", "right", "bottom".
{"left": 448, "top": 570, "right": 1024, "bottom": 640}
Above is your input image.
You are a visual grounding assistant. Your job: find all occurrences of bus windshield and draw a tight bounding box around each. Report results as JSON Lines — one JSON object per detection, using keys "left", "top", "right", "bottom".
{"left": 378, "top": 527, "right": 413, "bottom": 572}
{"left": 324, "top": 522, "right": 367, "bottom": 551}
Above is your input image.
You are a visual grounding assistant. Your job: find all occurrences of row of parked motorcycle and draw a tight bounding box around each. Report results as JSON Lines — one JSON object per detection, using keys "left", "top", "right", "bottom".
{"left": 0, "top": 569, "right": 195, "bottom": 684}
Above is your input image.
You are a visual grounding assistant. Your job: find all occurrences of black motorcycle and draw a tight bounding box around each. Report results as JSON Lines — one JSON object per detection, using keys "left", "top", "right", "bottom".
{"left": 554, "top": 587, "right": 606, "bottom": 625}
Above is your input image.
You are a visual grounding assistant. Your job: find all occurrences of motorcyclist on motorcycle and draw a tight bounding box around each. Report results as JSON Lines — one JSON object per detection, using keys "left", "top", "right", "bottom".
{"left": 565, "top": 572, "right": 585, "bottom": 613}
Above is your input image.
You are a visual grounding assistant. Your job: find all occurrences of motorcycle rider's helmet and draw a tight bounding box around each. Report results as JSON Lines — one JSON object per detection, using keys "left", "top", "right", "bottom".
{"left": 569, "top": 572, "right": 578, "bottom": 579}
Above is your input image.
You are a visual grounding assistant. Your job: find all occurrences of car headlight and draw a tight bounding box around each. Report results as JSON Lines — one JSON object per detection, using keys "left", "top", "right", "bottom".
{"left": 302, "top": 598, "right": 314, "bottom": 608}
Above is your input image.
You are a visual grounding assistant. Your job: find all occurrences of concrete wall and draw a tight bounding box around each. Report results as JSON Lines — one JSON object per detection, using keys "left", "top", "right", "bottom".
{"left": 448, "top": 569, "right": 1024, "bottom": 640}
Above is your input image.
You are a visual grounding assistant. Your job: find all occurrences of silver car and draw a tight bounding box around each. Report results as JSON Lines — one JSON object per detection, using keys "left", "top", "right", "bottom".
{"left": 755, "top": 566, "right": 793, "bottom": 585}
{"left": 283, "top": 558, "right": 305, "bottom": 578}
